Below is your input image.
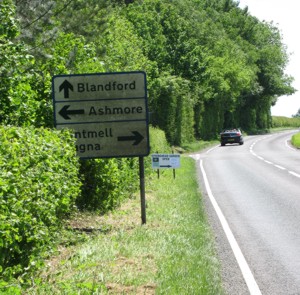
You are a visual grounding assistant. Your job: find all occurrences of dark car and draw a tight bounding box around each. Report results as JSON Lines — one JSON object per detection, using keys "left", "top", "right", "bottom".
{"left": 220, "top": 129, "right": 244, "bottom": 146}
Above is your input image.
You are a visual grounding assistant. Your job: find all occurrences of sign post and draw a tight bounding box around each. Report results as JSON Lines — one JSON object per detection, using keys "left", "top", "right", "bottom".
{"left": 52, "top": 71, "right": 149, "bottom": 223}
{"left": 139, "top": 157, "right": 146, "bottom": 224}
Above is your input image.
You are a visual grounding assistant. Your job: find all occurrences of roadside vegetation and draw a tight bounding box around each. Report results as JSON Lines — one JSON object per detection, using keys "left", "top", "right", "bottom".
{"left": 181, "top": 140, "right": 220, "bottom": 153}
{"left": 272, "top": 116, "right": 300, "bottom": 129}
{"left": 272, "top": 116, "right": 300, "bottom": 148}
{"left": 291, "top": 133, "right": 300, "bottom": 148}
{"left": 4, "top": 155, "right": 225, "bottom": 294}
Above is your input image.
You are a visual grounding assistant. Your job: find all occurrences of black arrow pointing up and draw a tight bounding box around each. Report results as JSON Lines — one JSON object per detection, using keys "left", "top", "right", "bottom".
{"left": 117, "top": 131, "right": 144, "bottom": 145}
{"left": 59, "top": 105, "right": 84, "bottom": 120}
{"left": 59, "top": 80, "right": 73, "bottom": 98}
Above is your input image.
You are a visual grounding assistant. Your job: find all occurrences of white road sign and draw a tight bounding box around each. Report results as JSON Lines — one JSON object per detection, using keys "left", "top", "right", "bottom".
{"left": 151, "top": 154, "right": 181, "bottom": 169}
{"left": 52, "top": 71, "right": 149, "bottom": 159}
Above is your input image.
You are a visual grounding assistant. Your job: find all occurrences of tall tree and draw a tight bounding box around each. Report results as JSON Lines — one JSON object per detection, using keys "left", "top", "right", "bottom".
{"left": 0, "top": 0, "right": 41, "bottom": 126}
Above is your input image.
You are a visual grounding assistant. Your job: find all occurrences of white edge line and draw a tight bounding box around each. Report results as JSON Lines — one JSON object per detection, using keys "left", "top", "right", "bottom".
{"left": 200, "top": 159, "right": 262, "bottom": 295}
{"left": 285, "top": 139, "right": 298, "bottom": 151}
{"left": 251, "top": 139, "right": 300, "bottom": 177}
{"left": 289, "top": 171, "right": 300, "bottom": 178}
{"left": 274, "top": 165, "right": 285, "bottom": 170}
{"left": 206, "top": 145, "right": 219, "bottom": 154}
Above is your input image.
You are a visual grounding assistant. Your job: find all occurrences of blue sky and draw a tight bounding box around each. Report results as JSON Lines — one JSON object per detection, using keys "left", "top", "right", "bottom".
{"left": 238, "top": 0, "right": 300, "bottom": 117}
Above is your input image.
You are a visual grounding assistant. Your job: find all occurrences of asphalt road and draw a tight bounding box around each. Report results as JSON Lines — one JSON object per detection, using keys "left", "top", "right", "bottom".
{"left": 192, "top": 130, "right": 300, "bottom": 295}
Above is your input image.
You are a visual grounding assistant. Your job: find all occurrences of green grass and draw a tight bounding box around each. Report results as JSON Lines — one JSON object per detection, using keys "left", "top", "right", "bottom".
{"left": 181, "top": 140, "right": 219, "bottom": 153}
{"left": 20, "top": 157, "right": 224, "bottom": 294}
{"left": 291, "top": 132, "right": 300, "bottom": 148}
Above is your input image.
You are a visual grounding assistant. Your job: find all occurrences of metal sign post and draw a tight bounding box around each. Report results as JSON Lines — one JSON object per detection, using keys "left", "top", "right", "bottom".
{"left": 139, "top": 157, "right": 146, "bottom": 224}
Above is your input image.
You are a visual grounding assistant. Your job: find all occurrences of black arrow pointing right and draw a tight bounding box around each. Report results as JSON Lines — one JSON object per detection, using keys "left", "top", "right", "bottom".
{"left": 117, "top": 131, "right": 144, "bottom": 145}
{"left": 59, "top": 80, "right": 73, "bottom": 98}
{"left": 59, "top": 105, "right": 84, "bottom": 120}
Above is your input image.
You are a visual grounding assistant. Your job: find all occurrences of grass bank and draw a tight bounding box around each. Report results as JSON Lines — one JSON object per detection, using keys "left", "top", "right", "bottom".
{"left": 24, "top": 156, "right": 224, "bottom": 294}
{"left": 291, "top": 132, "right": 300, "bottom": 148}
{"left": 180, "top": 140, "right": 219, "bottom": 153}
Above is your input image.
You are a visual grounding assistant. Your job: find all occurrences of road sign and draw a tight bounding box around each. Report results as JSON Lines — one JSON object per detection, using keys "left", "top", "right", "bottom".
{"left": 53, "top": 72, "right": 146, "bottom": 101}
{"left": 151, "top": 154, "right": 181, "bottom": 169}
{"left": 54, "top": 99, "right": 146, "bottom": 124}
{"left": 52, "top": 71, "right": 149, "bottom": 159}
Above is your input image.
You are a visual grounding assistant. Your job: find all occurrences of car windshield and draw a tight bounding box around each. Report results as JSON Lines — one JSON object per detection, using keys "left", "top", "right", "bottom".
{"left": 222, "top": 129, "right": 240, "bottom": 133}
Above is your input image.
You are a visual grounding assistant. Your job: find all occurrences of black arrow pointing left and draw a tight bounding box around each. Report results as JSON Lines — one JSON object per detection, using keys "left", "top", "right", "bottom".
{"left": 59, "top": 105, "right": 84, "bottom": 120}
{"left": 117, "top": 131, "right": 144, "bottom": 145}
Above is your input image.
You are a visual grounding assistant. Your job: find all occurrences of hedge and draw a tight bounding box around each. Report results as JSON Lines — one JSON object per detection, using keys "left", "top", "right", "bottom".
{"left": 291, "top": 133, "right": 300, "bottom": 148}
{"left": 78, "top": 157, "right": 140, "bottom": 212}
{"left": 0, "top": 126, "right": 81, "bottom": 281}
{"left": 0, "top": 125, "right": 170, "bottom": 285}
{"left": 77, "top": 126, "right": 171, "bottom": 211}
{"left": 272, "top": 116, "right": 300, "bottom": 128}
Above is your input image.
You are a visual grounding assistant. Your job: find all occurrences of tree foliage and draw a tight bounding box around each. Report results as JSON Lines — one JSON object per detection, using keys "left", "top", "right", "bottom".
{"left": 1, "top": 0, "right": 293, "bottom": 141}
{"left": 122, "top": 0, "right": 294, "bottom": 140}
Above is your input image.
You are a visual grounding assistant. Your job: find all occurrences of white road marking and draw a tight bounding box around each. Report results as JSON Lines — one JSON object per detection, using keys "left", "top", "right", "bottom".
{"left": 274, "top": 165, "right": 286, "bottom": 170}
{"left": 250, "top": 137, "right": 300, "bottom": 179}
{"left": 285, "top": 133, "right": 299, "bottom": 151}
{"left": 199, "top": 159, "right": 262, "bottom": 295}
{"left": 289, "top": 171, "right": 300, "bottom": 178}
{"left": 206, "top": 145, "right": 219, "bottom": 154}
{"left": 285, "top": 140, "right": 294, "bottom": 150}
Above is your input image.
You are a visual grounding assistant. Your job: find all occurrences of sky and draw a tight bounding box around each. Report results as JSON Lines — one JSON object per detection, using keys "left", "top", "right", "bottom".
{"left": 238, "top": 0, "right": 300, "bottom": 117}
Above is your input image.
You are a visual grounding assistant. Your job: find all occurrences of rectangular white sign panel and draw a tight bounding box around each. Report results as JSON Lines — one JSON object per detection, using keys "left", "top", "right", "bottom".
{"left": 151, "top": 154, "right": 181, "bottom": 169}
{"left": 52, "top": 71, "right": 149, "bottom": 159}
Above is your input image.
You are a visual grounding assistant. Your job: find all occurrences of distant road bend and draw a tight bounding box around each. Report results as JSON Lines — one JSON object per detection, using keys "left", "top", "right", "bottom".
{"left": 192, "top": 130, "right": 300, "bottom": 295}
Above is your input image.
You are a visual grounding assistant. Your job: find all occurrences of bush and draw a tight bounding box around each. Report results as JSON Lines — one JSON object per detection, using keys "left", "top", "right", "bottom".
{"left": 272, "top": 116, "right": 300, "bottom": 128}
{"left": 291, "top": 133, "right": 300, "bottom": 148}
{"left": 77, "top": 157, "right": 139, "bottom": 212}
{"left": 149, "top": 125, "right": 172, "bottom": 155}
{"left": 0, "top": 124, "right": 171, "bottom": 290}
{"left": 77, "top": 126, "right": 171, "bottom": 211}
{"left": 0, "top": 126, "right": 81, "bottom": 282}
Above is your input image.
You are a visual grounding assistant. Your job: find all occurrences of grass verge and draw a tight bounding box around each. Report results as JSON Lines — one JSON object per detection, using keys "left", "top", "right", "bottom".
{"left": 180, "top": 140, "right": 219, "bottom": 153}
{"left": 291, "top": 132, "right": 300, "bottom": 148}
{"left": 23, "top": 156, "right": 224, "bottom": 294}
